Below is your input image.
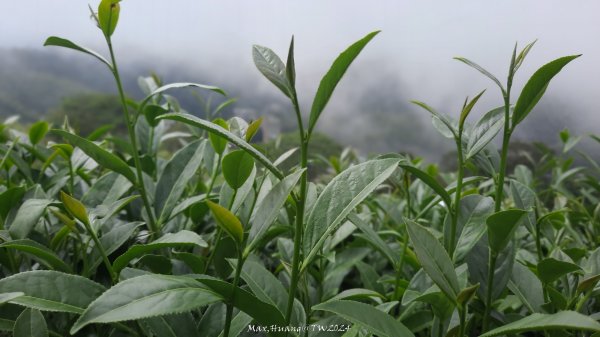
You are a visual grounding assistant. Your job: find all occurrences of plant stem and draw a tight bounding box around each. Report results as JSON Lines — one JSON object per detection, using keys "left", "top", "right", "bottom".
{"left": 286, "top": 92, "right": 308, "bottom": 326}
{"left": 494, "top": 95, "right": 512, "bottom": 213}
{"left": 105, "top": 36, "right": 158, "bottom": 237}
{"left": 224, "top": 250, "right": 244, "bottom": 337}
{"left": 458, "top": 306, "right": 468, "bottom": 337}
{"left": 482, "top": 251, "right": 497, "bottom": 332}
{"left": 449, "top": 130, "right": 464, "bottom": 258}
{"left": 83, "top": 220, "right": 116, "bottom": 283}
{"left": 483, "top": 93, "right": 512, "bottom": 332}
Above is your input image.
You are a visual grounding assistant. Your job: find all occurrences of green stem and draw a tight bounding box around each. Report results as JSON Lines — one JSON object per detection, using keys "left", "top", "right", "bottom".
{"left": 67, "top": 158, "right": 75, "bottom": 195}
{"left": 285, "top": 93, "right": 308, "bottom": 326}
{"left": 482, "top": 252, "right": 497, "bottom": 332}
{"left": 105, "top": 36, "right": 158, "bottom": 237}
{"left": 83, "top": 220, "right": 116, "bottom": 283}
{"left": 449, "top": 131, "right": 464, "bottom": 258}
{"left": 224, "top": 250, "right": 244, "bottom": 337}
{"left": 494, "top": 94, "right": 512, "bottom": 213}
{"left": 458, "top": 306, "right": 467, "bottom": 337}
{"left": 575, "top": 291, "right": 592, "bottom": 312}
{"left": 535, "top": 220, "right": 543, "bottom": 262}
{"left": 484, "top": 93, "right": 511, "bottom": 332}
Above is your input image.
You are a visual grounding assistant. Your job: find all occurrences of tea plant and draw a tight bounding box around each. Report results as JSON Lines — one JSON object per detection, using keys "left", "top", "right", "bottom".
{"left": 0, "top": 1, "right": 599, "bottom": 337}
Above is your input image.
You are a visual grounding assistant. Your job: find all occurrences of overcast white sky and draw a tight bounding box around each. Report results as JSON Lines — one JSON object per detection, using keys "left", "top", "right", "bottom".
{"left": 2, "top": 1, "right": 599, "bottom": 151}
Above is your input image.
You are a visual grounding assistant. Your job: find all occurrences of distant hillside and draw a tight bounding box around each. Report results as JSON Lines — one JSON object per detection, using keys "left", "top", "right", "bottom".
{"left": 0, "top": 48, "right": 590, "bottom": 161}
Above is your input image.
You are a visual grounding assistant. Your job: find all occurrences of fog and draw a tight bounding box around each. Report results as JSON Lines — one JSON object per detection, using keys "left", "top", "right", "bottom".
{"left": 2, "top": 1, "right": 599, "bottom": 159}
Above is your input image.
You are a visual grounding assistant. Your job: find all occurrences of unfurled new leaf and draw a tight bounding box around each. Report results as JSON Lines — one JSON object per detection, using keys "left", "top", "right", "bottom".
{"left": 454, "top": 57, "right": 506, "bottom": 95}
{"left": 252, "top": 45, "right": 291, "bottom": 98}
{"left": 459, "top": 90, "right": 485, "bottom": 129}
{"left": 308, "top": 31, "right": 380, "bottom": 134}
{"left": 512, "top": 55, "right": 581, "bottom": 128}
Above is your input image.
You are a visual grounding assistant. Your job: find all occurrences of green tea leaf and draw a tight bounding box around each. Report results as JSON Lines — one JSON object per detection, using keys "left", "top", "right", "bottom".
{"left": 208, "top": 118, "right": 229, "bottom": 155}
{"left": 14, "top": 308, "right": 48, "bottom": 337}
{"left": 399, "top": 163, "right": 452, "bottom": 208}
{"left": 28, "top": 121, "right": 49, "bottom": 145}
{"left": 0, "top": 239, "right": 71, "bottom": 272}
{"left": 0, "top": 186, "right": 25, "bottom": 220}
{"left": 348, "top": 213, "right": 399, "bottom": 267}
{"left": 142, "top": 313, "right": 198, "bottom": 337}
{"left": 0, "top": 292, "right": 24, "bottom": 304}
{"left": 252, "top": 45, "right": 291, "bottom": 98}
{"left": 206, "top": 200, "right": 244, "bottom": 245}
{"left": 143, "top": 104, "right": 168, "bottom": 127}
{"left": 0, "top": 271, "right": 105, "bottom": 313}
{"left": 302, "top": 158, "right": 399, "bottom": 268}
{"left": 60, "top": 191, "right": 90, "bottom": 225}
{"left": 98, "top": 0, "right": 120, "bottom": 37}
{"left": 286, "top": 36, "right": 296, "bottom": 88}
{"left": 155, "top": 140, "right": 206, "bottom": 224}
{"left": 112, "top": 230, "right": 207, "bottom": 275}
{"left": 51, "top": 129, "right": 137, "bottom": 184}
{"left": 457, "top": 283, "right": 479, "bottom": 306}
{"left": 406, "top": 220, "right": 460, "bottom": 302}
{"left": 453, "top": 195, "right": 494, "bottom": 261}
{"left": 234, "top": 259, "right": 288, "bottom": 316}
{"left": 245, "top": 117, "right": 263, "bottom": 142}
{"left": 454, "top": 57, "right": 505, "bottom": 95}
{"left": 512, "top": 55, "right": 581, "bottom": 128}
{"left": 246, "top": 169, "right": 303, "bottom": 255}
{"left": 8, "top": 199, "right": 53, "bottom": 240}
{"left": 308, "top": 31, "right": 380, "bottom": 134}
{"left": 222, "top": 150, "right": 255, "bottom": 189}
{"left": 486, "top": 209, "right": 527, "bottom": 253}
{"left": 537, "top": 258, "right": 582, "bottom": 284}
{"left": 195, "top": 275, "right": 287, "bottom": 335}
{"left": 88, "top": 221, "right": 144, "bottom": 274}
{"left": 141, "top": 83, "right": 225, "bottom": 107}
{"left": 459, "top": 89, "right": 485, "bottom": 129}
{"left": 509, "top": 262, "right": 544, "bottom": 313}
{"left": 480, "top": 311, "right": 600, "bottom": 337}
{"left": 513, "top": 40, "right": 537, "bottom": 73}
{"left": 466, "top": 106, "right": 505, "bottom": 159}
{"left": 43, "top": 37, "right": 112, "bottom": 69}
{"left": 157, "top": 113, "right": 283, "bottom": 179}
{"left": 312, "top": 300, "right": 414, "bottom": 337}
{"left": 71, "top": 275, "right": 221, "bottom": 334}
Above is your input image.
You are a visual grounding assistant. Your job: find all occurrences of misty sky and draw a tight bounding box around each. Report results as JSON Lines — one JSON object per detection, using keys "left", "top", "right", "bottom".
{"left": 2, "top": 1, "right": 600, "bottom": 155}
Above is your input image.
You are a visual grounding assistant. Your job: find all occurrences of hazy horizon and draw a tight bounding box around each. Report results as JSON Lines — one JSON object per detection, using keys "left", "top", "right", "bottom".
{"left": 2, "top": 1, "right": 599, "bottom": 158}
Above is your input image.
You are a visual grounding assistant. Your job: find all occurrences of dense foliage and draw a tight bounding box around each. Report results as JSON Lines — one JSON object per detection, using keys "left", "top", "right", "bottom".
{"left": 1, "top": 1, "right": 599, "bottom": 337}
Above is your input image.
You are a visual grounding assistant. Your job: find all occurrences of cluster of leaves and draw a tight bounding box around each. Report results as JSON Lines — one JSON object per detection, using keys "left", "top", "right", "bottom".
{"left": 1, "top": 1, "right": 599, "bottom": 337}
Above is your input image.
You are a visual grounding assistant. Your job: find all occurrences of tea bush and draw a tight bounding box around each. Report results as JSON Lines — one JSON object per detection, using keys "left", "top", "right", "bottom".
{"left": 0, "top": 1, "right": 599, "bottom": 337}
